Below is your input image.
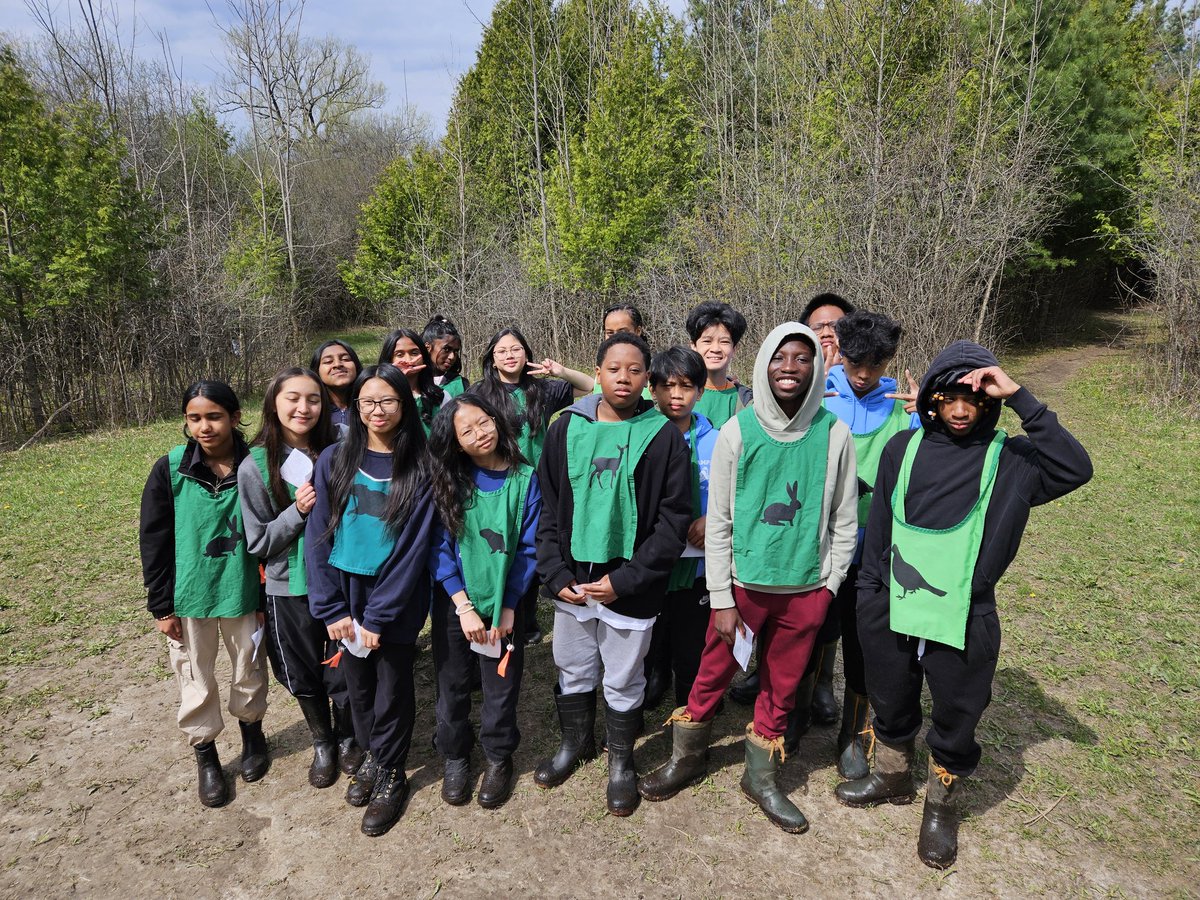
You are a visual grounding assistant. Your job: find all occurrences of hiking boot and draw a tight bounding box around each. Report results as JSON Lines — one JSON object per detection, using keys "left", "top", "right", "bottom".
{"left": 346, "top": 752, "right": 378, "bottom": 807}
{"left": 441, "top": 757, "right": 471, "bottom": 806}
{"left": 296, "top": 695, "right": 338, "bottom": 788}
{"left": 534, "top": 688, "right": 597, "bottom": 789}
{"left": 836, "top": 689, "right": 871, "bottom": 781}
{"left": 811, "top": 641, "right": 839, "bottom": 726}
{"left": 238, "top": 719, "right": 270, "bottom": 782}
{"left": 361, "top": 766, "right": 408, "bottom": 837}
{"left": 740, "top": 724, "right": 808, "bottom": 833}
{"left": 332, "top": 702, "right": 365, "bottom": 775}
{"left": 638, "top": 708, "right": 713, "bottom": 801}
{"left": 194, "top": 741, "right": 228, "bottom": 808}
{"left": 835, "top": 738, "right": 915, "bottom": 807}
{"left": 478, "top": 757, "right": 515, "bottom": 809}
{"left": 605, "top": 706, "right": 643, "bottom": 817}
{"left": 918, "top": 760, "right": 962, "bottom": 869}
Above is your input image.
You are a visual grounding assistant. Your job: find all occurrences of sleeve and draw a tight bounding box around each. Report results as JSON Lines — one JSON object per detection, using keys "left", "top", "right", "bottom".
{"left": 305, "top": 450, "right": 351, "bottom": 626}
{"left": 360, "top": 493, "right": 437, "bottom": 635}
{"left": 238, "top": 456, "right": 306, "bottom": 562}
{"left": 545, "top": 379, "right": 575, "bottom": 419}
{"left": 502, "top": 472, "right": 542, "bottom": 608}
{"left": 858, "top": 434, "right": 904, "bottom": 606}
{"left": 823, "top": 424, "right": 859, "bottom": 596}
{"left": 535, "top": 417, "right": 575, "bottom": 597}
{"left": 139, "top": 455, "right": 175, "bottom": 618}
{"left": 1006, "top": 387, "right": 1093, "bottom": 505}
{"left": 430, "top": 522, "right": 465, "bottom": 597}
{"left": 703, "top": 423, "right": 741, "bottom": 609}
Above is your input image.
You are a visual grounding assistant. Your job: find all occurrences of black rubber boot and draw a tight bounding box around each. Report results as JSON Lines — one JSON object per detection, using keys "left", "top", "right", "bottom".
{"left": 534, "top": 688, "right": 597, "bottom": 789}
{"left": 782, "top": 673, "right": 816, "bottom": 756}
{"left": 194, "top": 741, "right": 229, "bottom": 808}
{"left": 728, "top": 667, "right": 760, "bottom": 706}
{"left": 346, "top": 752, "right": 378, "bottom": 807}
{"left": 836, "top": 689, "right": 871, "bottom": 781}
{"left": 441, "top": 757, "right": 471, "bottom": 806}
{"left": 332, "top": 703, "right": 365, "bottom": 776}
{"left": 295, "top": 695, "right": 338, "bottom": 788}
{"left": 361, "top": 766, "right": 409, "bottom": 837}
{"left": 605, "top": 706, "right": 643, "bottom": 817}
{"left": 918, "top": 761, "right": 962, "bottom": 869}
{"left": 638, "top": 708, "right": 713, "bottom": 801}
{"left": 835, "top": 738, "right": 916, "bottom": 807}
{"left": 740, "top": 725, "right": 808, "bottom": 833}
{"left": 478, "top": 757, "right": 514, "bottom": 809}
{"left": 811, "top": 641, "right": 839, "bottom": 726}
{"left": 238, "top": 719, "right": 270, "bottom": 782}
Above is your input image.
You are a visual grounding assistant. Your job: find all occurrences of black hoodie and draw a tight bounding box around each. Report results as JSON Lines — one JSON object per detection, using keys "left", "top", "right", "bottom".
{"left": 858, "top": 341, "right": 1093, "bottom": 616}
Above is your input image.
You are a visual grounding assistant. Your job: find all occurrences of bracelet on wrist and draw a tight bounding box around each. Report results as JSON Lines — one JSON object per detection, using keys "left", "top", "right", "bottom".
{"left": 454, "top": 603, "right": 475, "bottom": 617}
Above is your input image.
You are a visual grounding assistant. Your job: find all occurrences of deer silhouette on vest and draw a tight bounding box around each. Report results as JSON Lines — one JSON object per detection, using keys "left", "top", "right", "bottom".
{"left": 588, "top": 444, "right": 628, "bottom": 488}
{"left": 479, "top": 528, "right": 506, "bottom": 554}
{"left": 760, "top": 482, "right": 801, "bottom": 526}
{"left": 350, "top": 481, "right": 389, "bottom": 518}
{"left": 204, "top": 515, "right": 243, "bottom": 558}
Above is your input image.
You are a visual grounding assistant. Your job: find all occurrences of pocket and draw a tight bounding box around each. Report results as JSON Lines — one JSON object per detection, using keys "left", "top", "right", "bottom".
{"left": 168, "top": 638, "right": 193, "bottom": 683}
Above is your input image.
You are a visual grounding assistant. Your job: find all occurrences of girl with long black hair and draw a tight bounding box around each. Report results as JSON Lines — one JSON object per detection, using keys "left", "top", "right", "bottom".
{"left": 310, "top": 339, "right": 362, "bottom": 429}
{"left": 379, "top": 328, "right": 445, "bottom": 435}
{"left": 423, "top": 314, "right": 469, "bottom": 398}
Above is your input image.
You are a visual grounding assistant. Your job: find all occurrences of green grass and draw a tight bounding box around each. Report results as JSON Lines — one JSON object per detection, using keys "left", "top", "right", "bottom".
{"left": 308, "top": 324, "right": 392, "bottom": 364}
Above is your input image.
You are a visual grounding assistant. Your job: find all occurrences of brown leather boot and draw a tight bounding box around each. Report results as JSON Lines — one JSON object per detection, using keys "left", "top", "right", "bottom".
{"left": 918, "top": 760, "right": 962, "bottom": 869}
{"left": 834, "top": 736, "right": 915, "bottom": 807}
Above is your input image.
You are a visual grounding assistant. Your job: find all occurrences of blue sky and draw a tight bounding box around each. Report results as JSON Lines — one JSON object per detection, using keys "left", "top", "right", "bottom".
{"left": 0, "top": 0, "right": 689, "bottom": 132}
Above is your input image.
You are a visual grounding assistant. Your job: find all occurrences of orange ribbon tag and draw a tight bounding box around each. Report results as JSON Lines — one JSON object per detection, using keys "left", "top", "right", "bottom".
{"left": 322, "top": 649, "right": 343, "bottom": 668}
{"left": 497, "top": 648, "right": 511, "bottom": 679}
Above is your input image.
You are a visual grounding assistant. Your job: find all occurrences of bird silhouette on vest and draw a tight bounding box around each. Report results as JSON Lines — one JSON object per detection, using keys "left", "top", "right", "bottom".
{"left": 204, "top": 515, "right": 243, "bottom": 558}
{"left": 891, "top": 545, "right": 948, "bottom": 598}
{"left": 760, "top": 482, "right": 801, "bottom": 525}
{"left": 479, "top": 528, "right": 506, "bottom": 554}
{"left": 350, "top": 482, "right": 389, "bottom": 518}
{"left": 588, "top": 444, "right": 628, "bottom": 488}
{"left": 857, "top": 477, "right": 874, "bottom": 497}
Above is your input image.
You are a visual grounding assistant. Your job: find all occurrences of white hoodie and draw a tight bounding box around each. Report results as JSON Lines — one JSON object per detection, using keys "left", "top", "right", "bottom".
{"left": 703, "top": 322, "right": 858, "bottom": 609}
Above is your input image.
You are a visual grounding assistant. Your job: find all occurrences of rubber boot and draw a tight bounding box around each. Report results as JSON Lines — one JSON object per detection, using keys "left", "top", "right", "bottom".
{"left": 918, "top": 761, "right": 962, "bottom": 869}
{"left": 782, "top": 673, "right": 816, "bottom": 756}
{"left": 811, "top": 641, "right": 839, "bottom": 726}
{"left": 729, "top": 667, "right": 760, "bottom": 706}
{"left": 295, "top": 695, "right": 338, "bottom": 788}
{"left": 534, "top": 688, "right": 597, "bottom": 788}
{"left": 361, "top": 766, "right": 409, "bottom": 837}
{"left": 346, "top": 752, "right": 378, "bottom": 807}
{"left": 441, "top": 757, "right": 471, "bottom": 806}
{"left": 836, "top": 689, "right": 871, "bottom": 781}
{"left": 835, "top": 737, "right": 915, "bottom": 807}
{"left": 194, "top": 741, "right": 229, "bottom": 808}
{"left": 332, "top": 703, "right": 365, "bottom": 776}
{"left": 238, "top": 719, "right": 270, "bottom": 782}
{"left": 605, "top": 706, "right": 643, "bottom": 817}
{"left": 740, "top": 724, "right": 808, "bottom": 834}
{"left": 638, "top": 708, "right": 713, "bottom": 801}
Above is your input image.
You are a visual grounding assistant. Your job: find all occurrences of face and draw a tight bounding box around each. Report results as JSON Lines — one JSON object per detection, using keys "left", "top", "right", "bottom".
{"left": 428, "top": 336, "right": 461, "bottom": 376}
{"left": 491, "top": 335, "right": 528, "bottom": 380}
{"left": 185, "top": 396, "right": 239, "bottom": 457}
{"left": 356, "top": 377, "right": 403, "bottom": 439}
{"left": 806, "top": 304, "right": 845, "bottom": 357}
{"left": 453, "top": 404, "right": 499, "bottom": 461}
{"left": 275, "top": 375, "right": 323, "bottom": 440}
{"left": 934, "top": 390, "right": 986, "bottom": 437}
{"left": 603, "top": 310, "right": 641, "bottom": 339}
{"left": 841, "top": 357, "right": 891, "bottom": 397}
{"left": 651, "top": 375, "right": 702, "bottom": 424}
{"left": 318, "top": 345, "right": 356, "bottom": 391}
{"left": 391, "top": 337, "right": 425, "bottom": 378}
{"left": 596, "top": 343, "right": 649, "bottom": 410}
{"left": 692, "top": 324, "right": 736, "bottom": 375}
{"left": 767, "top": 339, "right": 815, "bottom": 407}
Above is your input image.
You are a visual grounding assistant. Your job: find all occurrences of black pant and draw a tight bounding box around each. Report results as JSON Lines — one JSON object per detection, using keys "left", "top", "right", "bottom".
{"left": 665, "top": 579, "right": 711, "bottom": 708}
{"left": 431, "top": 586, "right": 525, "bottom": 764}
{"left": 858, "top": 591, "right": 1002, "bottom": 776}
{"left": 805, "top": 565, "right": 866, "bottom": 695}
{"left": 264, "top": 594, "right": 349, "bottom": 704}
{"left": 341, "top": 642, "right": 417, "bottom": 771}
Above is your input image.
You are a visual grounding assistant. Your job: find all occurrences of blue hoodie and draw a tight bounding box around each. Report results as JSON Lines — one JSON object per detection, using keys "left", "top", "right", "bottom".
{"left": 825, "top": 365, "right": 921, "bottom": 434}
{"left": 685, "top": 412, "right": 718, "bottom": 576}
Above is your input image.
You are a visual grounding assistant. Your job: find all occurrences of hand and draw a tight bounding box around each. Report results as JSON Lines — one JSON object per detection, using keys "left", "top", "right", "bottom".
{"left": 295, "top": 481, "right": 317, "bottom": 516}
{"left": 527, "top": 358, "right": 561, "bottom": 378}
{"left": 958, "top": 366, "right": 1020, "bottom": 400}
{"left": 687, "top": 516, "right": 707, "bottom": 550}
{"left": 713, "top": 608, "right": 745, "bottom": 646}
{"left": 359, "top": 625, "right": 381, "bottom": 651}
{"left": 886, "top": 368, "right": 920, "bottom": 414}
{"left": 327, "top": 616, "right": 355, "bottom": 641}
{"left": 155, "top": 614, "right": 182, "bottom": 642}
{"left": 576, "top": 575, "right": 617, "bottom": 605}
{"left": 491, "top": 606, "right": 516, "bottom": 644}
{"left": 459, "top": 609, "right": 487, "bottom": 644}
{"left": 255, "top": 610, "right": 266, "bottom": 630}
{"left": 557, "top": 582, "right": 587, "bottom": 605}
{"left": 822, "top": 343, "right": 840, "bottom": 372}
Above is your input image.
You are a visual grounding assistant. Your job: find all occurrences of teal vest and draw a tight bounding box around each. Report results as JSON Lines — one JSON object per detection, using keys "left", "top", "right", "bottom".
{"left": 328, "top": 468, "right": 394, "bottom": 576}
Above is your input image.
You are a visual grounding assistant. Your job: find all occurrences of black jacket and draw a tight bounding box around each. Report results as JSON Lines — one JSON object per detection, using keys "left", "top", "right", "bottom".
{"left": 536, "top": 396, "right": 691, "bottom": 619}
{"left": 859, "top": 341, "right": 1093, "bottom": 616}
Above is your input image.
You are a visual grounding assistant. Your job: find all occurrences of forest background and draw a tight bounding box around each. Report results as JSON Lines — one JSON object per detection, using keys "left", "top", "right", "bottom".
{"left": 2, "top": 0, "right": 1199, "bottom": 446}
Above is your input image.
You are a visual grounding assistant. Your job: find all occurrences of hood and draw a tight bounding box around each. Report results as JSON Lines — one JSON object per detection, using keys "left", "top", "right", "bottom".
{"left": 918, "top": 340, "right": 1003, "bottom": 436}
{"left": 827, "top": 365, "right": 898, "bottom": 407}
{"left": 563, "top": 393, "right": 656, "bottom": 424}
{"left": 751, "top": 321, "right": 826, "bottom": 440}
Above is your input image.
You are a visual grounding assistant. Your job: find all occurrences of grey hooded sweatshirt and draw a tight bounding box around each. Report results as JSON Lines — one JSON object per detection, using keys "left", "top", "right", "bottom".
{"left": 704, "top": 321, "right": 858, "bottom": 610}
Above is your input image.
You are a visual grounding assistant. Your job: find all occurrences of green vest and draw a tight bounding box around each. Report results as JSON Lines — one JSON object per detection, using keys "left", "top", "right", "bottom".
{"left": 442, "top": 375, "right": 467, "bottom": 398}
{"left": 457, "top": 464, "right": 533, "bottom": 625}
{"left": 694, "top": 384, "right": 740, "bottom": 429}
{"left": 667, "top": 418, "right": 702, "bottom": 592}
{"left": 889, "top": 429, "right": 1006, "bottom": 650}
{"left": 416, "top": 396, "right": 435, "bottom": 437}
{"left": 567, "top": 407, "right": 669, "bottom": 563}
{"left": 168, "top": 445, "right": 259, "bottom": 618}
{"left": 851, "top": 400, "right": 912, "bottom": 528}
{"left": 328, "top": 468, "right": 393, "bottom": 576}
{"left": 732, "top": 407, "right": 834, "bottom": 586}
{"left": 511, "top": 387, "right": 546, "bottom": 466}
{"left": 248, "top": 446, "right": 307, "bottom": 596}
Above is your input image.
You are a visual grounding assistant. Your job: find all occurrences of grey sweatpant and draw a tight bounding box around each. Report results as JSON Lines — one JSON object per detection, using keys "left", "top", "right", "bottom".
{"left": 552, "top": 607, "right": 654, "bottom": 712}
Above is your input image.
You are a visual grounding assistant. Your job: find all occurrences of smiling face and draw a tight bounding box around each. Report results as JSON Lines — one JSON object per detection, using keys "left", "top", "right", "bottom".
{"left": 767, "top": 338, "right": 815, "bottom": 416}
{"left": 491, "top": 335, "right": 528, "bottom": 382}
{"left": 356, "top": 377, "right": 404, "bottom": 445}
{"left": 934, "top": 389, "right": 986, "bottom": 438}
{"left": 692, "top": 323, "right": 736, "bottom": 379}
{"left": 596, "top": 342, "right": 649, "bottom": 413}
{"left": 318, "top": 345, "right": 357, "bottom": 396}
{"left": 650, "top": 374, "right": 701, "bottom": 426}
{"left": 805, "top": 304, "right": 846, "bottom": 359}
{"left": 275, "top": 375, "right": 323, "bottom": 446}
{"left": 428, "top": 336, "right": 462, "bottom": 377}
{"left": 185, "top": 396, "right": 239, "bottom": 459}
{"left": 841, "top": 356, "right": 891, "bottom": 397}
{"left": 453, "top": 403, "right": 499, "bottom": 462}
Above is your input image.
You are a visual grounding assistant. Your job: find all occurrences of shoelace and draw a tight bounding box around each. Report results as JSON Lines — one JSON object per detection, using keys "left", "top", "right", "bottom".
{"left": 860, "top": 721, "right": 877, "bottom": 761}
{"left": 932, "top": 763, "right": 956, "bottom": 788}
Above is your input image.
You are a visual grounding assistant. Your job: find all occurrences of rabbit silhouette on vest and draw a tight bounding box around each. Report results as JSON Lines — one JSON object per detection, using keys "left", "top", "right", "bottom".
{"left": 760, "top": 482, "right": 801, "bottom": 526}
{"left": 588, "top": 444, "right": 628, "bottom": 488}
{"left": 204, "top": 515, "right": 243, "bottom": 558}
{"left": 890, "top": 544, "right": 948, "bottom": 598}
{"left": 350, "top": 481, "right": 389, "bottom": 518}
{"left": 480, "top": 528, "right": 506, "bottom": 554}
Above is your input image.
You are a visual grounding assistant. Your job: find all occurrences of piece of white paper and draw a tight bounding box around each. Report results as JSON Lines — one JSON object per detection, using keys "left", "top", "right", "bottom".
{"left": 280, "top": 450, "right": 314, "bottom": 488}
{"left": 341, "top": 620, "right": 373, "bottom": 658}
{"left": 470, "top": 639, "right": 502, "bottom": 659}
{"left": 680, "top": 542, "right": 704, "bottom": 559}
{"left": 733, "top": 623, "right": 755, "bottom": 672}
{"left": 250, "top": 625, "right": 265, "bottom": 662}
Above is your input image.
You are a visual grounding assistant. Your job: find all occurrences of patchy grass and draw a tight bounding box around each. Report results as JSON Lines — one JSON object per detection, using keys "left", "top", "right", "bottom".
{"left": 307, "top": 324, "right": 392, "bottom": 363}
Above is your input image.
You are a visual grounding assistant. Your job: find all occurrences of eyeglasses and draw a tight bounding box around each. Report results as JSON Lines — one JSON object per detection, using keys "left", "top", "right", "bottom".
{"left": 493, "top": 347, "right": 524, "bottom": 358}
{"left": 809, "top": 320, "right": 840, "bottom": 334}
{"left": 456, "top": 417, "right": 497, "bottom": 444}
{"left": 355, "top": 398, "right": 400, "bottom": 413}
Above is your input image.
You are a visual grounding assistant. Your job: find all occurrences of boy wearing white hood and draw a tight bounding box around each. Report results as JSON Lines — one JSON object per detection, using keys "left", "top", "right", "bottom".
{"left": 639, "top": 323, "right": 858, "bottom": 833}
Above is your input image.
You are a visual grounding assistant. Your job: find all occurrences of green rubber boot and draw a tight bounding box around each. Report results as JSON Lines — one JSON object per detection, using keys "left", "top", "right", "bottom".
{"left": 740, "top": 724, "right": 808, "bottom": 834}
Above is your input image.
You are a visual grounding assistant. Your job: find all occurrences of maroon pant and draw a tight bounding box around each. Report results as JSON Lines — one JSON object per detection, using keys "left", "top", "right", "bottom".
{"left": 687, "top": 585, "right": 832, "bottom": 739}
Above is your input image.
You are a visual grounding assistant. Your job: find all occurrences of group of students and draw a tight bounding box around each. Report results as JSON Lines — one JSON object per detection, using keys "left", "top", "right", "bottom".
{"left": 140, "top": 297, "right": 1092, "bottom": 867}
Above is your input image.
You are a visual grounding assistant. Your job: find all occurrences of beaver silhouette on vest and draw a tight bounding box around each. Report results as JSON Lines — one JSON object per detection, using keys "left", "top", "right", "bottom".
{"left": 350, "top": 482, "right": 389, "bottom": 518}
{"left": 588, "top": 444, "right": 628, "bottom": 488}
{"left": 204, "top": 515, "right": 243, "bottom": 558}
{"left": 480, "top": 528, "right": 506, "bottom": 554}
{"left": 891, "top": 544, "right": 948, "bottom": 598}
{"left": 760, "top": 482, "right": 801, "bottom": 525}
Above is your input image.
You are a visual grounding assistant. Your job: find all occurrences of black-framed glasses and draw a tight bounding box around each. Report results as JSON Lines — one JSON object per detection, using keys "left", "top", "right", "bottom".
{"left": 355, "top": 398, "right": 400, "bottom": 413}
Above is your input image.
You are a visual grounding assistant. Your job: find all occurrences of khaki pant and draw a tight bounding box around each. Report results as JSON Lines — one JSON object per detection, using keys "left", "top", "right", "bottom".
{"left": 168, "top": 614, "right": 268, "bottom": 746}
